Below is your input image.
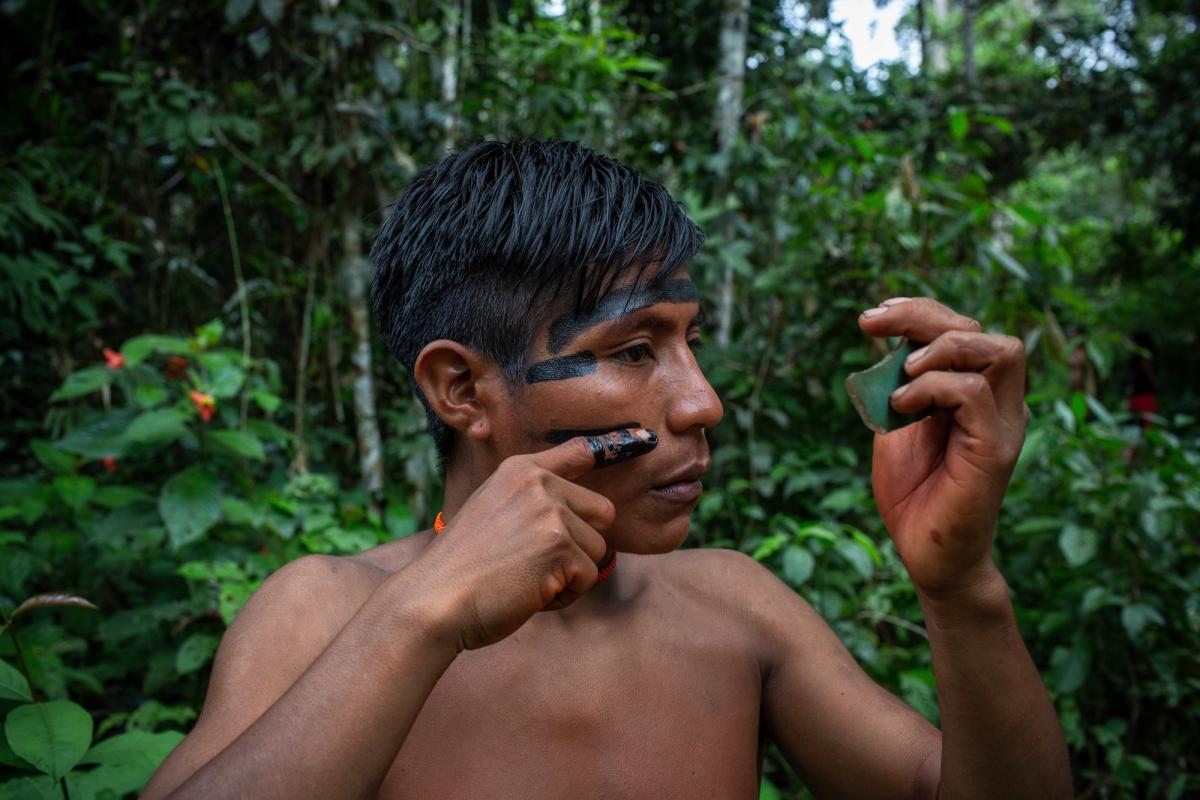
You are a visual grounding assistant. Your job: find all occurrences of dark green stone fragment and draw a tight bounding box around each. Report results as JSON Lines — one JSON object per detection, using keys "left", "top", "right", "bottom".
{"left": 844, "top": 338, "right": 928, "bottom": 434}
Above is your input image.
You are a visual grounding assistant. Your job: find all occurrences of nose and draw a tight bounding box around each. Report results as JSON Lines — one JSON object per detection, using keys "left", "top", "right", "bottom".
{"left": 664, "top": 348, "right": 724, "bottom": 435}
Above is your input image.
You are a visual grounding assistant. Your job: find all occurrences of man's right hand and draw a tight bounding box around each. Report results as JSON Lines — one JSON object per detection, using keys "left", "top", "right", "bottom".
{"left": 403, "top": 428, "right": 656, "bottom": 652}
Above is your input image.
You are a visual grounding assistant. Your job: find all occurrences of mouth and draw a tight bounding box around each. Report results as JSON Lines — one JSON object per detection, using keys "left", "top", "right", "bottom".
{"left": 648, "top": 459, "right": 710, "bottom": 503}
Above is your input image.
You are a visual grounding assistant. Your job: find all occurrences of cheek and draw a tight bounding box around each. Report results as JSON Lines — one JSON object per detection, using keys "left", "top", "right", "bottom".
{"left": 532, "top": 372, "right": 655, "bottom": 431}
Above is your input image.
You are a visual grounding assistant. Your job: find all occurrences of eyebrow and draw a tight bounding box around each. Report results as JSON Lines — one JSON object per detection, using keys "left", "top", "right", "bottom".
{"left": 599, "top": 306, "right": 706, "bottom": 343}
{"left": 546, "top": 279, "right": 698, "bottom": 354}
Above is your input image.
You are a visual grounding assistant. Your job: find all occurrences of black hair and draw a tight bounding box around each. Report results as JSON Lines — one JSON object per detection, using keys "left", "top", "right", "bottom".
{"left": 370, "top": 139, "right": 704, "bottom": 464}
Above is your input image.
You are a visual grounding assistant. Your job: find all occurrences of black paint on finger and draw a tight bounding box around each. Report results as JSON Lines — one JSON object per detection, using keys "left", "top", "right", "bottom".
{"left": 584, "top": 428, "right": 658, "bottom": 469}
{"left": 544, "top": 422, "right": 642, "bottom": 444}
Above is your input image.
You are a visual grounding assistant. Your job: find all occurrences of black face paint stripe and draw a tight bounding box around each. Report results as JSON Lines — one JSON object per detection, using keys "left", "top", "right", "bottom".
{"left": 543, "top": 422, "right": 642, "bottom": 444}
{"left": 524, "top": 351, "right": 598, "bottom": 384}
{"left": 547, "top": 279, "right": 698, "bottom": 354}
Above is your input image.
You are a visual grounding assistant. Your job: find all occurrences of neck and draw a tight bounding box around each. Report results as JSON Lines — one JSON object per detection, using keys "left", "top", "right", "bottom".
{"left": 441, "top": 456, "right": 493, "bottom": 519}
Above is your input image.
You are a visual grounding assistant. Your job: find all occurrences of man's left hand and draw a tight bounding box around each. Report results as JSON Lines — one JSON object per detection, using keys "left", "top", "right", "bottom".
{"left": 858, "top": 297, "right": 1028, "bottom": 596}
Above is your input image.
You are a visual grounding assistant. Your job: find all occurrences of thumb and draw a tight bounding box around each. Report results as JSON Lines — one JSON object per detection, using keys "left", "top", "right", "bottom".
{"left": 531, "top": 427, "right": 658, "bottom": 481}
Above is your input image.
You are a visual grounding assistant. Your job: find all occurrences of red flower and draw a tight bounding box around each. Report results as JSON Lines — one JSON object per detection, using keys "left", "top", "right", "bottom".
{"left": 165, "top": 356, "right": 188, "bottom": 379}
{"left": 101, "top": 457, "right": 117, "bottom": 473}
{"left": 189, "top": 390, "right": 216, "bottom": 423}
{"left": 103, "top": 348, "right": 125, "bottom": 369}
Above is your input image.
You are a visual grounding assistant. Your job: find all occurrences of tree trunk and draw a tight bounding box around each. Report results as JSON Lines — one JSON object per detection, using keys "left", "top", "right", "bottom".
{"left": 916, "top": 0, "right": 928, "bottom": 74}
{"left": 291, "top": 231, "right": 322, "bottom": 476}
{"left": 962, "top": 0, "right": 976, "bottom": 89}
{"left": 440, "top": 1, "right": 461, "bottom": 154}
{"left": 340, "top": 208, "right": 384, "bottom": 499}
{"left": 713, "top": 0, "right": 749, "bottom": 349}
{"left": 928, "top": 0, "right": 950, "bottom": 74}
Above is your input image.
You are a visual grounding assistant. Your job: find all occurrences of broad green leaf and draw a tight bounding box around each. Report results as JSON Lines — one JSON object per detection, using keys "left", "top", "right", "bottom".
{"left": 159, "top": 467, "right": 222, "bottom": 549}
{"left": 1009, "top": 203, "right": 1047, "bottom": 226}
{"left": 125, "top": 408, "right": 188, "bottom": 444}
{"left": 120, "top": 335, "right": 190, "bottom": 367}
{"left": 175, "top": 633, "right": 219, "bottom": 675}
{"left": 53, "top": 411, "right": 134, "bottom": 459}
{"left": 1059, "top": 524, "right": 1097, "bottom": 567}
{"left": 259, "top": 0, "right": 283, "bottom": 24}
{"left": 250, "top": 389, "right": 281, "bottom": 413}
{"left": 79, "top": 730, "right": 183, "bottom": 775}
{"left": 134, "top": 383, "right": 168, "bottom": 408}
{"left": 834, "top": 539, "right": 874, "bottom": 580}
{"left": 977, "top": 113, "right": 1015, "bottom": 134}
{"left": 225, "top": 0, "right": 254, "bottom": 24}
{"left": 751, "top": 533, "right": 787, "bottom": 561}
{"left": 948, "top": 109, "right": 969, "bottom": 140}
{"left": 1121, "top": 603, "right": 1164, "bottom": 639}
{"left": 1050, "top": 645, "right": 1089, "bottom": 694}
{"left": 50, "top": 368, "right": 114, "bottom": 402}
{"left": 781, "top": 545, "right": 815, "bottom": 587}
{"left": 92, "top": 486, "right": 152, "bottom": 509}
{"left": 5, "top": 701, "right": 94, "bottom": 781}
{"left": 0, "top": 659, "right": 33, "bottom": 702}
{"left": 30, "top": 441, "right": 75, "bottom": 473}
{"left": 1080, "top": 586, "right": 1113, "bottom": 615}
{"left": 0, "top": 775, "right": 63, "bottom": 800}
{"left": 52, "top": 476, "right": 94, "bottom": 512}
{"left": 206, "top": 429, "right": 265, "bottom": 461}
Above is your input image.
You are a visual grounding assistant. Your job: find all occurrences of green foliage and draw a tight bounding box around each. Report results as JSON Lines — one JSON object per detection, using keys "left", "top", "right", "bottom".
{"left": 2, "top": 0, "right": 1199, "bottom": 797}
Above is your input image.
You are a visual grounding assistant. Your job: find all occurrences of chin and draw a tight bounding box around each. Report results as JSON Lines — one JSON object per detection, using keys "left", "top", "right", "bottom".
{"left": 606, "top": 506, "right": 694, "bottom": 554}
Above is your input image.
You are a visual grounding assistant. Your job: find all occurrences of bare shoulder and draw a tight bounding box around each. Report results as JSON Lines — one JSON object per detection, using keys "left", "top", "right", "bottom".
{"left": 143, "top": 553, "right": 400, "bottom": 798}
{"left": 217, "top": 533, "right": 434, "bottom": 671}
{"left": 645, "top": 547, "right": 829, "bottom": 658}
{"left": 214, "top": 554, "right": 384, "bottom": 684}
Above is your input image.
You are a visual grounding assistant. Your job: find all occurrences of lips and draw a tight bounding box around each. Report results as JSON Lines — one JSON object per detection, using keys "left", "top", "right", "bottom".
{"left": 648, "top": 459, "right": 710, "bottom": 503}
{"left": 654, "top": 459, "right": 710, "bottom": 486}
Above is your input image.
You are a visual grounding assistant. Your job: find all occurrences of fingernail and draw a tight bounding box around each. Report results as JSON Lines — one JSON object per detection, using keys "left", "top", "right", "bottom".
{"left": 905, "top": 345, "right": 928, "bottom": 365}
{"left": 891, "top": 384, "right": 909, "bottom": 399}
{"left": 882, "top": 297, "right": 912, "bottom": 306}
{"left": 586, "top": 428, "right": 658, "bottom": 469}
{"left": 861, "top": 307, "right": 888, "bottom": 318}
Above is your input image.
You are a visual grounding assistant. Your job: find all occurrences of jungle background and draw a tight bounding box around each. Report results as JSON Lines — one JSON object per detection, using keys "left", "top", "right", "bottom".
{"left": 2, "top": 0, "right": 1199, "bottom": 797}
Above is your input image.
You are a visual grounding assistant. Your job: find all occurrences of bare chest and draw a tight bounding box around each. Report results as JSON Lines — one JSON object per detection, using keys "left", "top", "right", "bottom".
{"left": 377, "top": 603, "right": 765, "bottom": 799}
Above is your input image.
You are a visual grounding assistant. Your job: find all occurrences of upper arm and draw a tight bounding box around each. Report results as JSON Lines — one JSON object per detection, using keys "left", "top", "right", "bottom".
{"left": 142, "top": 555, "right": 373, "bottom": 799}
{"left": 731, "top": 553, "right": 941, "bottom": 800}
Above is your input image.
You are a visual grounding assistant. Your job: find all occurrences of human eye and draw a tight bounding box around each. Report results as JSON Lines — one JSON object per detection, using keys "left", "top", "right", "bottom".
{"left": 612, "top": 342, "right": 654, "bottom": 364}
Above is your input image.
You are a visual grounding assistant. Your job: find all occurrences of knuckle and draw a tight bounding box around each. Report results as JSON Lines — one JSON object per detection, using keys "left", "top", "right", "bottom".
{"left": 1001, "top": 335, "right": 1025, "bottom": 362}
{"left": 543, "top": 526, "right": 568, "bottom": 548}
{"left": 963, "top": 372, "right": 990, "bottom": 397}
{"left": 596, "top": 497, "right": 617, "bottom": 526}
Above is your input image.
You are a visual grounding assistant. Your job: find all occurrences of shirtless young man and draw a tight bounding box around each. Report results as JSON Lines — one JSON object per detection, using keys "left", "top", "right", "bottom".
{"left": 143, "top": 140, "right": 1071, "bottom": 799}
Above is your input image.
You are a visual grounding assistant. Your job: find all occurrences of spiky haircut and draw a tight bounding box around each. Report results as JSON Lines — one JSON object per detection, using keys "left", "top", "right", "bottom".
{"left": 370, "top": 140, "right": 704, "bottom": 464}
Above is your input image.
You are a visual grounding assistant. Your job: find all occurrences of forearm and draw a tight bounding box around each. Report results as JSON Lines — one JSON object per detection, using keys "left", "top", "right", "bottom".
{"left": 919, "top": 567, "right": 1072, "bottom": 800}
{"left": 155, "top": 579, "right": 458, "bottom": 800}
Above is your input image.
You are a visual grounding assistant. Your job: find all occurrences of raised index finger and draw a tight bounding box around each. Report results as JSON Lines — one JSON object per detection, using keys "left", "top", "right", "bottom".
{"left": 529, "top": 427, "right": 658, "bottom": 481}
{"left": 858, "top": 297, "right": 981, "bottom": 342}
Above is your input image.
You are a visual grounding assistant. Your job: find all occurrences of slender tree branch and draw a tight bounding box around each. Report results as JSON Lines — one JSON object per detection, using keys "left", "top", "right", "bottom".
{"left": 214, "top": 161, "right": 253, "bottom": 429}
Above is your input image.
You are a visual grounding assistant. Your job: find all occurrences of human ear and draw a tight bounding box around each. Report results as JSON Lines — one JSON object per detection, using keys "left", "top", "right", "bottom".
{"left": 412, "top": 340, "right": 502, "bottom": 441}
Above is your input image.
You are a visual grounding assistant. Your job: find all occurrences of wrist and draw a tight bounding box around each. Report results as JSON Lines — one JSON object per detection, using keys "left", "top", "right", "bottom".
{"left": 916, "top": 562, "right": 1014, "bottom": 631}
{"left": 372, "top": 569, "right": 465, "bottom": 661}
